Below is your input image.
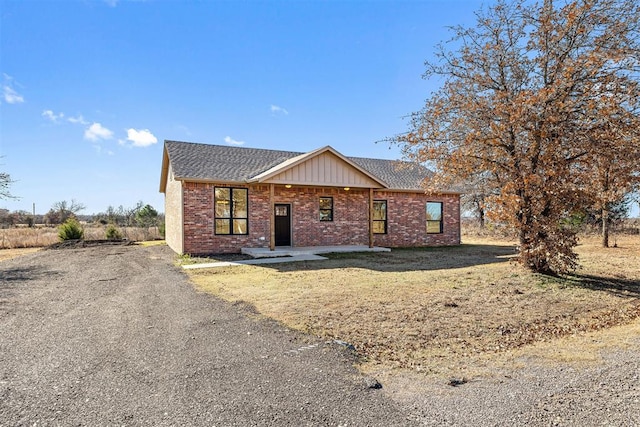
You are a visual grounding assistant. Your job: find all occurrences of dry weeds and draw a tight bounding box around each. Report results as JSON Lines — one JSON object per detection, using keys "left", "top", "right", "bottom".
{"left": 0, "top": 247, "right": 41, "bottom": 262}
{"left": 188, "top": 234, "right": 640, "bottom": 377}
{"left": 0, "top": 226, "right": 162, "bottom": 249}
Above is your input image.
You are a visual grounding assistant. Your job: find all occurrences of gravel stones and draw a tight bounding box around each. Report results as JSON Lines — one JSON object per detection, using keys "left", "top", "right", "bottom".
{"left": 0, "top": 245, "right": 411, "bottom": 426}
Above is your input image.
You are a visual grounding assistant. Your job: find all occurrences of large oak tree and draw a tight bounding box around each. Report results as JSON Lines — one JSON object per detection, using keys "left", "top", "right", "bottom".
{"left": 395, "top": 0, "right": 640, "bottom": 273}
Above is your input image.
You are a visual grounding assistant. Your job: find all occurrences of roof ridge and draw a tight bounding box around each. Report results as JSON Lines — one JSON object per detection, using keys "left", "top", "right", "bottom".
{"left": 347, "top": 154, "right": 421, "bottom": 164}
{"left": 165, "top": 140, "right": 305, "bottom": 156}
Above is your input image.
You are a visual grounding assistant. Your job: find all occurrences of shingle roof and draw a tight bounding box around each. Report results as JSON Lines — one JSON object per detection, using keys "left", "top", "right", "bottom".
{"left": 162, "top": 140, "right": 437, "bottom": 191}
{"left": 348, "top": 156, "right": 434, "bottom": 191}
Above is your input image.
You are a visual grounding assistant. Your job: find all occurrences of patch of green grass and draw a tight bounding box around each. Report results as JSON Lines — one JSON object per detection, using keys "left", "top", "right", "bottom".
{"left": 176, "top": 252, "right": 195, "bottom": 265}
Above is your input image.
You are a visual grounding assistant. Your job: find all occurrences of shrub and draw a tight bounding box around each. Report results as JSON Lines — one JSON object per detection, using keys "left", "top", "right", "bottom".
{"left": 158, "top": 221, "right": 166, "bottom": 238}
{"left": 135, "top": 204, "right": 158, "bottom": 228}
{"left": 105, "top": 224, "right": 123, "bottom": 240}
{"left": 58, "top": 218, "right": 84, "bottom": 241}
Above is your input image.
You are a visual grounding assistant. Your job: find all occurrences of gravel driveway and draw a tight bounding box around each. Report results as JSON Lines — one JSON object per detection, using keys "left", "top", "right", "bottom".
{"left": 2, "top": 244, "right": 639, "bottom": 426}
{"left": 0, "top": 244, "right": 413, "bottom": 426}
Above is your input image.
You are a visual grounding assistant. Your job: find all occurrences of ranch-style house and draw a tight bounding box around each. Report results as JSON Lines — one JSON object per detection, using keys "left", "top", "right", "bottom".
{"left": 159, "top": 140, "right": 461, "bottom": 255}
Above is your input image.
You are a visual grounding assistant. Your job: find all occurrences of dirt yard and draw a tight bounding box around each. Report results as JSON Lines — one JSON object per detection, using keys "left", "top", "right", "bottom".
{"left": 2, "top": 239, "right": 639, "bottom": 425}
{"left": 187, "top": 234, "right": 640, "bottom": 379}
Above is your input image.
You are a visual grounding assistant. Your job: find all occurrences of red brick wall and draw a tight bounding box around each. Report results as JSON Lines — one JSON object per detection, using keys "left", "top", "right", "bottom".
{"left": 273, "top": 187, "right": 370, "bottom": 247}
{"left": 182, "top": 182, "right": 269, "bottom": 255}
{"left": 181, "top": 182, "right": 460, "bottom": 254}
{"left": 372, "top": 191, "right": 460, "bottom": 247}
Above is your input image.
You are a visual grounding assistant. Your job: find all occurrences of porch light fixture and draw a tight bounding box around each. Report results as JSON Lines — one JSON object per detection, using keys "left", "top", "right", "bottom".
{"left": 344, "top": 187, "right": 350, "bottom": 191}
{"left": 285, "top": 184, "right": 292, "bottom": 188}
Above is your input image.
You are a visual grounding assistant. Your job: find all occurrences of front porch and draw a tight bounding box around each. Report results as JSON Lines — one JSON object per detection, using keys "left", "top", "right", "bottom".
{"left": 241, "top": 245, "right": 391, "bottom": 259}
{"left": 182, "top": 245, "right": 391, "bottom": 270}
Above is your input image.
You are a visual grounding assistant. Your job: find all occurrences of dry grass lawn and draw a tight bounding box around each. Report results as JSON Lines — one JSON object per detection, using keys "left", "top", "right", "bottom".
{"left": 188, "top": 233, "right": 640, "bottom": 377}
{"left": 0, "top": 247, "right": 41, "bottom": 262}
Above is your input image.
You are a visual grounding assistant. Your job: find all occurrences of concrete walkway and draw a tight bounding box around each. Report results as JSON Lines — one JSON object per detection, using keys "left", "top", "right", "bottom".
{"left": 183, "top": 245, "right": 391, "bottom": 270}
{"left": 182, "top": 254, "right": 328, "bottom": 269}
{"left": 241, "top": 245, "right": 391, "bottom": 258}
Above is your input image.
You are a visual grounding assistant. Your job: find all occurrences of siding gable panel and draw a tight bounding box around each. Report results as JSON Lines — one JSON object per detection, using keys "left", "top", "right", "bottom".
{"left": 265, "top": 151, "right": 382, "bottom": 188}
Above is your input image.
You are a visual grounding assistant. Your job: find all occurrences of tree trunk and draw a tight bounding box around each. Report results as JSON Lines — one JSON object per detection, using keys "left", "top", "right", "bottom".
{"left": 601, "top": 207, "right": 609, "bottom": 248}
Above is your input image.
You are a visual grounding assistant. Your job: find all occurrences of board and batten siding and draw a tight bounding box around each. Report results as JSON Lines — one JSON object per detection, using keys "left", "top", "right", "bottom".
{"left": 264, "top": 151, "right": 381, "bottom": 188}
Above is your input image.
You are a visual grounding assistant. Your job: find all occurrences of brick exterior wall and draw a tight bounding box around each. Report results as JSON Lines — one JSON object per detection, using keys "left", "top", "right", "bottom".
{"left": 372, "top": 191, "right": 461, "bottom": 247}
{"left": 180, "top": 182, "right": 460, "bottom": 255}
{"left": 182, "top": 182, "right": 267, "bottom": 255}
{"left": 273, "top": 187, "right": 370, "bottom": 247}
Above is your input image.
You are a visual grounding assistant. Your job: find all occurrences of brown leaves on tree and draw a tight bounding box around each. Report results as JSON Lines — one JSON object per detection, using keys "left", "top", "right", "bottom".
{"left": 394, "top": 0, "right": 640, "bottom": 274}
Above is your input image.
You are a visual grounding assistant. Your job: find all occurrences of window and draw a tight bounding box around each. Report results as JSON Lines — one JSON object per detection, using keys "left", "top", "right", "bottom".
{"left": 214, "top": 187, "right": 248, "bottom": 235}
{"left": 319, "top": 197, "right": 333, "bottom": 221}
{"left": 426, "top": 202, "right": 443, "bottom": 234}
{"left": 373, "top": 200, "right": 387, "bottom": 234}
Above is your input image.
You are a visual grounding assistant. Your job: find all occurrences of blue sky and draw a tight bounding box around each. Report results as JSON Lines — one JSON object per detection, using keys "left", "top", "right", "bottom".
{"left": 2, "top": 0, "right": 492, "bottom": 215}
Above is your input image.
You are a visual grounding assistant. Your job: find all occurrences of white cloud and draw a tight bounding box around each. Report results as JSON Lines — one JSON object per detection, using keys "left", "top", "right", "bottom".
{"left": 2, "top": 74, "right": 24, "bottom": 104}
{"left": 42, "top": 109, "right": 64, "bottom": 123}
{"left": 3, "top": 86, "right": 24, "bottom": 104}
{"left": 270, "top": 104, "right": 289, "bottom": 115}
{"left": 104, "top": 0, "right": 118, "bottom": 6}
{"left": 84, "top": 122, "right": 114, "bottom": 141}
{"left": 125, "top": 128, "right": 158, "bottom": 147}
{"left": 41, "top": 109, "right": 89, "bottom": 125}
{"left": 224, "top": 136, "right": 245, "bottom": 146}
{"left": 67, "top": 114, "right": 88, "bottom": 125}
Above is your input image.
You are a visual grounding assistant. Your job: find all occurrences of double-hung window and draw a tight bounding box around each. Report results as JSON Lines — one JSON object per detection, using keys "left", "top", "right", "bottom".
{"left": 373, "top": 200, "right": 387, "bottom": 234}
{"left": 426, "top": 201, "right": 443, "bottom": 234}
{"left": 214, "top": 187, "right": 248, "bottom": 235}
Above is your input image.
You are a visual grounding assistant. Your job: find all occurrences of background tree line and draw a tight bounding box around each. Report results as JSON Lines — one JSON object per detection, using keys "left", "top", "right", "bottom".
{"left": 0, "top": 200, "right": 163, "bottom": 231}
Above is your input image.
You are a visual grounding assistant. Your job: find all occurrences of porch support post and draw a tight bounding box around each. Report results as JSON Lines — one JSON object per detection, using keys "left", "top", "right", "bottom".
{"left": 368, "top": 188, "right": 374, "bottom": 248}
{"left": 269, "top": 184, "right": 275, "bottom": 251}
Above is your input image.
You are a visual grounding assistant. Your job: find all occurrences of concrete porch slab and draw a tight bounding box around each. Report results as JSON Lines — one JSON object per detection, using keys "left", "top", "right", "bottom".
{"left": 241, "top": 245, "right": 391, "bottom": 259}
{"left": 182, "top": 254, "right": 328, "bottom": 270}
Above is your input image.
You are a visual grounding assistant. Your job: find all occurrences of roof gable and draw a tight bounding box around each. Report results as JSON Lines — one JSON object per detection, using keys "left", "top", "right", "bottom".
{"left": 249, "top": 146, "right": 387, "bottom": 188}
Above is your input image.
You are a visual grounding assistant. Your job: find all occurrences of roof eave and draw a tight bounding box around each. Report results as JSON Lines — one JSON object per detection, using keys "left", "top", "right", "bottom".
{"left": 159, "top": 144, "right": 170, "bottom": 193}
{"left": 173, "top": 177, "right": 248, "bottom": 186}
{"left": 378, "top": 188, "right": 462, "bottom": 194}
